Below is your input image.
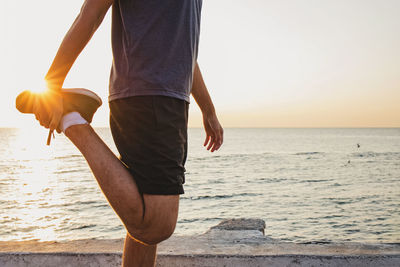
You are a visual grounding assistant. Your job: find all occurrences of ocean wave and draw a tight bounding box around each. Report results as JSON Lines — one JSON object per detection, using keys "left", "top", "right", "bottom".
{"left": 300, "top": 179, "right": 331, "bottom": 183}
{"left": 71, "top": 224, "right": 97, "bottom": 230}
{"left": 300, "top": 240, "right": 332, "bottom": 244}
{"left": 294, "top": 152, "right": 323, "bottom": 156}
{"left": 178, "top": 218, "right": 200, "bottom": 223}
{"left": 70, "top": 200, "right": 99, "bottom": 206}
{"left": 332, "top": 223, "right": 356, "bottom": 228}
{"left": 258, "top": 177, "right": 288, "bottom": 183}
{"left": 184, "top": 192, "right": 260, "bottom": 201}
{"left": 53, "top": 155, "right": 83, "bottom": 160}
{"left": 321, "top": 214, "right": 345, "bottom": 219}
{"left": 190, "top": 152, "right": 272, "bottom": 162}
{"left": 351, "top": 151, "right": 400, "bottom": 158}
{"left": 178, "top": 217, "right": 224, "bottom": 225}
{"left": 54, "top": 169, "right": 86, "bottom": 174}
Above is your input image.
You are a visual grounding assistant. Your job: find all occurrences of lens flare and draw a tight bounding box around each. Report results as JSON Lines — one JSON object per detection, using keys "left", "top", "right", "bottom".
{"left": 28, "top": 80, "right": 48, "bottom": 93}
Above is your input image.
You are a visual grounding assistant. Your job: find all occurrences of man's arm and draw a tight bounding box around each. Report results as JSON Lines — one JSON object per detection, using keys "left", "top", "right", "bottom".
{"left": 191, "top": 62, "right": 224, "bottom": 152}
{"left": 36, "top": 0, "right": 114, "bottom": 131}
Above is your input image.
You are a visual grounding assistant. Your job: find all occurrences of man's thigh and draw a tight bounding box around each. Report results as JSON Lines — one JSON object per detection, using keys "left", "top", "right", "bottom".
{"left": 143, "top": 194, "right": 180, "bottom": 225}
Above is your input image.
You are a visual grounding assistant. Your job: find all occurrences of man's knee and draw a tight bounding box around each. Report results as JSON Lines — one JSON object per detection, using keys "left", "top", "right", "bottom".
{"left": 128, "top": 220, "right": 176, "bottom": 245}
{"left": 126, "top": 194, "right": 179, "bottom": 245}
{"left": 145, "top": 222, "right": 176, "bottom": 245}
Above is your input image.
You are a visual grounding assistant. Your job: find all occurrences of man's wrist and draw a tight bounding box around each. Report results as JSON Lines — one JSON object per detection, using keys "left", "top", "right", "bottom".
{"left": 45, "top": 78, "right": 62, "bottom": 92}
{"left": 201, "top": 106, "right": 216, "bottom": 118}
{"left": 44, "top": 68, "right": 65, "bottom": 92}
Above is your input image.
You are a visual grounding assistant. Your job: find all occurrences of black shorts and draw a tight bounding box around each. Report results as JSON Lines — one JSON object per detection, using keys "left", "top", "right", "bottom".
{"left": 109, "top": 96, "right": 188, "bottom": 195}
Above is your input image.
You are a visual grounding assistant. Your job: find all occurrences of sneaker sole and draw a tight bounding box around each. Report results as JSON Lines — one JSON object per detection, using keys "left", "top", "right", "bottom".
{"left": 16, "top": 88, "right": 102, "bottom": 114}
{"left": 62, "top": 88, "right": 102, "bottom": 106}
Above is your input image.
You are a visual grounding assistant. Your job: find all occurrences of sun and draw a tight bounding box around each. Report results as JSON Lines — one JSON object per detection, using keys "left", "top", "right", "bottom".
{"left": 28, "top": 80, "right": 48, "bottom": 93}
{"left": 12, "top": 79, "right": 50, "bottom": 131}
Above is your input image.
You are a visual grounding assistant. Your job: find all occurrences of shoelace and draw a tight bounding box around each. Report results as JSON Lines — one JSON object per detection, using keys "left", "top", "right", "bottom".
{"left": 46, "top": 129, "right": 55, "bottom": 146}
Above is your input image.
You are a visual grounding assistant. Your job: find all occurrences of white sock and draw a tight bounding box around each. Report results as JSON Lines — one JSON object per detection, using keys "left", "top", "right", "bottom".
{"left": 60, "top": 112, "right": 88, "bottom": 133}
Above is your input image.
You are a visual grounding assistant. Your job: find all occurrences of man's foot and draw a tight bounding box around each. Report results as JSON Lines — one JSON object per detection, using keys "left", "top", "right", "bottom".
{"left": 16, "top": 88, "right": 102, "bottom": 123}
{"left": 16, "top": 88, "right": 102, "bottom": 144}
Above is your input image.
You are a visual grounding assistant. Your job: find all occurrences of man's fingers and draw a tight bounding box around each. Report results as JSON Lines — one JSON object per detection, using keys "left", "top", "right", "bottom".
{"left": 207, "top": 136, "right": 214, "bottom": 150}
{"left": 211, "top": 137, "right": 221, "bottom": 152}
{"left": 211, "top": 141, "right": 221, "bottom": 152}
{"left": 204, "top": 129, "right": 224, "bottom": 152}
{"left": 34, "top": 100, "right": 48, "bottom": 126}
{"left": 49, "top": 119, "right": 57, "bottom": 130}
{"left": 36, "top": 111, "right": 46, "bottom": 127}
{"left": 204, "top": 135, "right": 210, "bottom": 147}
{"left": 49, "top": 113, "right": 62, "bottom": 131}
{"left": 43, "top": 117, "right": 51, "bottom": 128}
{"left": 210, "top": 135, "right": 218, "bottom": 152}
{"left": 211, "top": 143, "right": 217, "bottom": 152}
{"left": 210, "top": 129, "right": 223, "bottom": 152}
{"left": 38, "top": 111, "right": 51, "bottom": 128}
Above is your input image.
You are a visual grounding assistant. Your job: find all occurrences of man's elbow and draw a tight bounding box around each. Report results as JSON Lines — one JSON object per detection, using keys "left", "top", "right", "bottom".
{"left": 79, "top": 0, "right": 113, "bottom": 30}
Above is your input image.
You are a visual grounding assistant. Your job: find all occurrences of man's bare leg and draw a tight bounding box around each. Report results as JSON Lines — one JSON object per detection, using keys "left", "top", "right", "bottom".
{"left": 120, "top": 193, "right": 179, "bottom": 267}
{"left": 122, "top": 234, "right": 157, "bottom": 267}
{"left": 65, "top": 124, "right": 179, "bottom": 266}
{"left": 65, "top": 124, "right": 144, "bottom": 228}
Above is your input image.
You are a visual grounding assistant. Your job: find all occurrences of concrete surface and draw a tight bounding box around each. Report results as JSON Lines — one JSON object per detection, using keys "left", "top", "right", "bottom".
{"left": 0, "top": 218, "right": 399, "bottom": 266}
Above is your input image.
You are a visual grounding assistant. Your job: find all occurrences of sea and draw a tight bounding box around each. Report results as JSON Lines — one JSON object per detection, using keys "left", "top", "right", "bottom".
{"left": 0, "top": 127, "right": 399, "bottom": 243}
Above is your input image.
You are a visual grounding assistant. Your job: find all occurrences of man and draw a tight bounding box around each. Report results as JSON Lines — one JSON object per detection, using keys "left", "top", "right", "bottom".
{"left": 17, "top": 0, "right": 223, "bottom": 266}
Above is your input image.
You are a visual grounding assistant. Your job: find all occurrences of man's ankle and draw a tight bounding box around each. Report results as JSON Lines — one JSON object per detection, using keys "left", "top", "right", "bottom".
{"left": 64, "top": 123, "right": 91, "bottom": 137}
{"left": 61, "top": 112, "right": 88, "bottom": 133}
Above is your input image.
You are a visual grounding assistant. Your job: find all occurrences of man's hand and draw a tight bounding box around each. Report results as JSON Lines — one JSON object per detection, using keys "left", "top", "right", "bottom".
{"left": 33, "top": 90, "right": 63, "bottom": 132}
{"left": 191, "top": 62, "right": 224, "bottom": 152}
{"left": 203, "top": 113, "right": 224, "bottom": 152}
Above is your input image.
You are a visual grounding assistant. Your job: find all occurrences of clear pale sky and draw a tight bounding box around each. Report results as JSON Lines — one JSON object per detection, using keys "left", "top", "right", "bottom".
{"left": 1, "top": 0, "right": 399, "bottom": 128}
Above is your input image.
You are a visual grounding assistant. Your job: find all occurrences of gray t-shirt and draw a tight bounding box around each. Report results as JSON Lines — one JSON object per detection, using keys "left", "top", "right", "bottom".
{"left": 109, "top": 0, "right": 202, "bottom": 103}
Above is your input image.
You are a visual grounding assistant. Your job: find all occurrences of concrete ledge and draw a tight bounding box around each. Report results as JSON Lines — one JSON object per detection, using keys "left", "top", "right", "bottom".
{"left": 1, "top": 219, "right": 399, "bottom": 266}
{"left": 1, "top": 252, "right": 399, "bottom": 267}
{"left": 0, "top": 253, "right": 120, "bottom": 267}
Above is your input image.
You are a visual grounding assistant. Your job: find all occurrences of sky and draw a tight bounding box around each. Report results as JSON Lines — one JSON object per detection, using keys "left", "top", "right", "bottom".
{"left": 1, "top": 0, "right": 399, "bottom": 128}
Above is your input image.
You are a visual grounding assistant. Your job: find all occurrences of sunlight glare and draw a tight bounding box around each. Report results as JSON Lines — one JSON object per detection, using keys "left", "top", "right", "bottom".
{"left": 12, "top": 127, "right": 51, "bottom": 160}
{"left": 6, "top": 127, "right": 67, "bottom": 241}
{"left": 28, "top": 80, "right": 48, "bottom": 93}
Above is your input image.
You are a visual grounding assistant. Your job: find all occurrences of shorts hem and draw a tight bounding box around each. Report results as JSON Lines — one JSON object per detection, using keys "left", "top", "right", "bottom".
{"left": 139, "top": 184, "right": 185, "bottom": 195}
